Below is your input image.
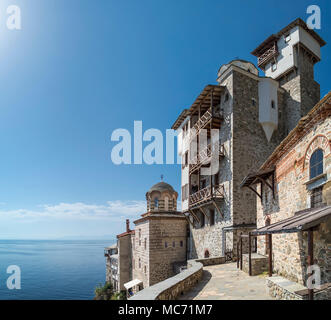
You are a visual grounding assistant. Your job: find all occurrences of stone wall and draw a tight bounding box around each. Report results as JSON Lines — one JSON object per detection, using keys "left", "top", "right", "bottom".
{"left": 129, "top": 260, "right": 203, "bottom": 300}
{"left": 133, "top": 215, "right": 187, "bottom": 289}
{"left": 118, "top": 235, "right": 132, "bottom": 291}
{"left": 149, "top": 217, "right": 187, "bottom": 286}
{"left": 133, "top": 219, "right": 150, "bottom": 288}
{"left": 242, "top": 253, "right": 268, "bottom": 276}
{"left": 232, "top": 69, "right": 287, "bottom": 257}
{"left": 189, "top": 73, "right": 233, "bottom": 259}
{"left": 267, "top": 276, "right": 331, "bottom": 300}
{"left": 256, "top": 116, "right": 331, "bottom": 285}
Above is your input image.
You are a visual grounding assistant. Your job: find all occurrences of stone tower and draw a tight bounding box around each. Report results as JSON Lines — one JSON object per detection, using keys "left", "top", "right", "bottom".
{"left": 132, "top": 181, "right": 187, "bottom": 289}
{"left": 251, "top": 18, "right": 326, "bottom": 132}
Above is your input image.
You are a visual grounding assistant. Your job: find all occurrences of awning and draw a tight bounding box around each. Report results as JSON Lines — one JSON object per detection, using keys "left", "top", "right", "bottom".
{"left": 240, "top": 168, "right": 275, "bottom": 188}
{"left": 124, "top": 279, "right": 142, "bottom": 290}
{"left": 252, "top": 205, "right": 331, "bottom": 235}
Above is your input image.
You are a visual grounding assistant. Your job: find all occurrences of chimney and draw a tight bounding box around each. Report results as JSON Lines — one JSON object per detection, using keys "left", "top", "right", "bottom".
{"left": 126, "top": 219, "right": 130, "bottom": 233}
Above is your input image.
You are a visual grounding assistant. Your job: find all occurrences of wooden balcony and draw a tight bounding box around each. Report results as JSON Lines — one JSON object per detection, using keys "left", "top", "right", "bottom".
{"left": 189, "top": 106, "right": 223, "bottom": 142}
{"left": 189, "top": 184, "right": 224, "bottom": 208}
{"left": 257, "top": 42, "right": 279, "bottom": 69}
{"left": 189, "top": 142, "right": 225, "bottom": 174}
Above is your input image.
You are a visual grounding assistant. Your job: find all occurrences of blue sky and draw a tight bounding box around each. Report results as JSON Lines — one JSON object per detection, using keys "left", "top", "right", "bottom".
{"left": 0, "top": 0, "right": 330, "bottom": 239}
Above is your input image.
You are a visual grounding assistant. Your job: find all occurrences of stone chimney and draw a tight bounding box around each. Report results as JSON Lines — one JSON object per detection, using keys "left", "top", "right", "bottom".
{"left": 126, "top": 219, "right": 130, "bottom": 232}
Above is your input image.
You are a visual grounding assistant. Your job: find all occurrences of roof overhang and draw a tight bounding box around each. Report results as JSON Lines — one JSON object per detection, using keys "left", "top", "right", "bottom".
{"left": 252, "top": 205, "right": 331, "bottom": 236}
{"left": 171, "top": 85, "right": 225, "bottom": 130}
{"left": 124, "top": 279, "right": 142, "bottom": 289}
{"left": 240, "top": 168, "right": 275, "bottom": 188}
{"left": 251, "top": 18, "right": 326, "bottom": 57}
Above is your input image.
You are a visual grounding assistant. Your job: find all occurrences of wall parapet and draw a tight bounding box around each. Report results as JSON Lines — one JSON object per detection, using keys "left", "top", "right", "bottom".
{"left": 130, "top": 260, "right": 203, "bottom": 300}
{"left": 130, "top": 256, "right": 226, "bottom": 300}
{"left": 267, "top": 276, "right": 331, "bottom": 300}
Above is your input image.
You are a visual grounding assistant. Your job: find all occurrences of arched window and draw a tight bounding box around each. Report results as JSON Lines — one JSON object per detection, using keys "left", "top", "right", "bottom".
{"left": 310, "top": 149, "right": 323, "bottom": 179}
{"left": 271, "top": 100, "right": 276, "bottom": 109}
{"left": 204, "top": 249, "right": 210, "bottom": 258}
{"left": 154, "top": 197, "right": 159, "bottom": 209}
{"left": 164, "top": 196, "right": 169, "bottom": 211}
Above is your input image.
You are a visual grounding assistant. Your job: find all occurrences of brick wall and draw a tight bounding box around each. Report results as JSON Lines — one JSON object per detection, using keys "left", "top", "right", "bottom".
{"left": 256, "top": 116, "right": 331, "bottom": 285}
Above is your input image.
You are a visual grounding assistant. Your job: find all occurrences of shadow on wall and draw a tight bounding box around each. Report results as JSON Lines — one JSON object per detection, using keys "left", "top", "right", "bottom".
{"left": 297, "top": 218, "right": 331, "bottom": 286}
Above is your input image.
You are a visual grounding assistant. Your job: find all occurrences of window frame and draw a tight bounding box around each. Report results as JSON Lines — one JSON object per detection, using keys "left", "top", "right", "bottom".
{"left": 309, "top": 149, "right": 324, "bottom": 180}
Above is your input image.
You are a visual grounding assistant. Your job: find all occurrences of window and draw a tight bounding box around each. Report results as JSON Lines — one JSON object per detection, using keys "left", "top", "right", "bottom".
{"left": 154, "top": 197, "right": 159, "bottom": 209}
{"left": 144, "top": 266, "right": 146, "bottom": 274}
{"left": 201, "top": 212, "right": 205, "bottom": 228}
{"left": 271, "top": 100, "right": 276, "bottom": 109}
{"left": 224, "top": 93, "right": 229, "bottom": 102}
{"left": 133, "top": 258, "right": 135, "bottom": 269}
{"left": 144, "top": 238, "right": 147, "bottom": 250}
{"left": 164, "top": 196, "right": 169, "bottom": 211}
{"left": 252, "top": 98, "right": 256, "bottom": 107}
{"left": 138, "top": 258, "right": 141, "bottom": 269}
{"left": 271, "top": 63, "right": 277, "bottom": 72}
{"left": 210, "top": 209, "right": 215, "bottom": 226}
{"left": 139, "top": 240, "right": 141, "bottom": 246}
{"left": 311, "top": 187, "right": 323, "bottom": 208}
{"left": 185, "top": 151, "right": 188, "bottom": 167}
{"left": 310, "top": 149, "right": 323, "bottom": 179}
{"left": 180, "top": 240, "right": 183, "bottom": 247}
{"left": 172, "top": 241, "right": 175, "bottom": 248}
{"left": 285, "top": 33, "right": 291, "bottom": 43}
{"left": 165, "top": 241, "right": 168, "bottom": 248}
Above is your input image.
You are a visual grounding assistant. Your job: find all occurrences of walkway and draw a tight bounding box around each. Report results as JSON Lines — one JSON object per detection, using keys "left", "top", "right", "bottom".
{"left": 180, "top": 262, "right": 273, "bottom": 300}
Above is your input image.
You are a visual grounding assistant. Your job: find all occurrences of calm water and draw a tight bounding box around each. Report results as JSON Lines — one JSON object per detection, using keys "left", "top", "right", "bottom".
{"left": 0, "top": 240, "right": 113, "bottom": 300}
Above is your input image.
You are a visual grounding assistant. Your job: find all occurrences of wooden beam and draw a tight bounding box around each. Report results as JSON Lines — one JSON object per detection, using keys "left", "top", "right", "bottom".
{"left": 240, "top": 238, "right": 243, "bottom": 270}
{"left": 199, "top": 207, "right": 209, "bottom": 222}
{"left": 189, "top": 210, "right": 200, "bottom": 224}
{"left": 237, "top": 241, "right": 240, "bottom": 268}
{"left": 212, "top": 199, "right": 223, "bottom": 218}
{"left": 308, "top": 228, "right": 314, "bottom": 301}
{"left": 248, "top": 232, "right": 252, "bottom": 276}
{"left": 184, "top": 215, "right": 194, "bottom": 227}
{"left": 256, "top": 176, "right": 273, "bottom": 193}
{"left": 268, "top": 234, "right": 273, "bottom": 277}
{"left": 247, "top": 185, "right": 262, "bottom": 199}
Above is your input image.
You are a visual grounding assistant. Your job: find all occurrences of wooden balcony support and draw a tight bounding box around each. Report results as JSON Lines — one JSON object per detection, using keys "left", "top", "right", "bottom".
{"left": 199, "top": 207, "right": 210, "bottom": 222}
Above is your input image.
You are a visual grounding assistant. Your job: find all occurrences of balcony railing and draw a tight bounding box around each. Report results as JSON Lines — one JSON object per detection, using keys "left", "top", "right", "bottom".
{"left": 257, "top": 43, "right": 279, "bottom": 68}
{"left": 189, "top": 184, "right": 224, "bottom": 207}
{"left": 189, "top": 106, "right": 222, "bottom": 141}
{"left": 189, "top": 141, "right": 225, "bottom": 173}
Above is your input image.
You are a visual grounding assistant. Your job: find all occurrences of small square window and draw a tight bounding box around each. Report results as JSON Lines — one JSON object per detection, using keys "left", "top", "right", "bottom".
{"left": 285, "top": 34, "right": 291, "bottom": 43}
{"left": 271, "top": 63, "right": 277, "bottom": 72}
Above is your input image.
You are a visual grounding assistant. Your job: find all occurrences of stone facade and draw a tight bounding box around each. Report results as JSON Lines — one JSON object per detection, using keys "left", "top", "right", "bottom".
{"left": 172, "top": 19, "right": 325, "bottom": 267}
{"left": 133, "top": 214, "right": 187, "bottom": 288}
{"left": 108, "top": 181, "right": 188, "bottom": 295}
{"left": 242, "top": 253, "right": 268, "bottom": 276}
{"left": 267, "top": 276, "right": 331, "bottom": 300}
{"left": 254, "top": 94, "right": 331, "bottom": 288}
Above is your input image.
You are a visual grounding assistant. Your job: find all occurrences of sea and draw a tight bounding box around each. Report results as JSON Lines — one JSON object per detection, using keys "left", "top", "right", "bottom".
{"left": 0, "top": 240, "right": 115, "bottom": 300}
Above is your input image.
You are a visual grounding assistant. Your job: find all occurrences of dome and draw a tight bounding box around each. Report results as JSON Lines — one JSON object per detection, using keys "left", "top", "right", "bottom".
{"left": 146, "top": 181, "right": 178, "bottom": 212}
{"left": 148, "top": 181, "right": 175, "bottom": 193}
{"left": 217, "top": 59, "right": 259, "bottom": 81}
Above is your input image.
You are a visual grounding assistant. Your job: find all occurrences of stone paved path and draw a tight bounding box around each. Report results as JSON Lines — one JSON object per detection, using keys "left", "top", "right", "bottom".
{"left": 179, "top": 262, "right": 273, "bottom": 300}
